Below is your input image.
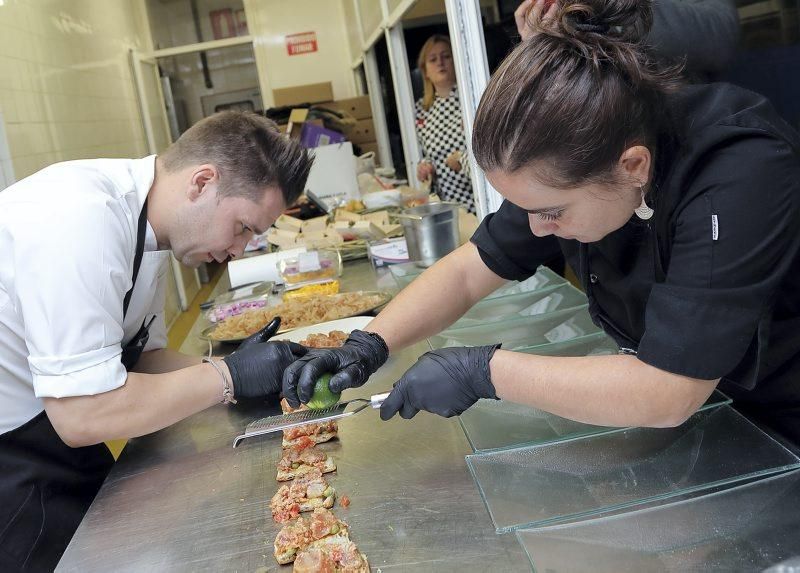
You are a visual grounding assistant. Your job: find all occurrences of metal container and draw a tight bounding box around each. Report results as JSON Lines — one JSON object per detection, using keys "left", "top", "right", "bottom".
{"left": 398, "top": 203, "right": 460, "bottom": 268}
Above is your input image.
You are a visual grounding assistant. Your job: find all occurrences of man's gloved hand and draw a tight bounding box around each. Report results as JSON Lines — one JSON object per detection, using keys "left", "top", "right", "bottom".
{"left": 237, "top": 317, "right": 282, "bottom": 350}
{"left": 282, "top": 330, "right": 389, "bottom": 408}
{"left": 380, "top": 345, "right": 501, "bottom": 420}
{"left": 222, "top": 317, "right": 308, "bottom": 399}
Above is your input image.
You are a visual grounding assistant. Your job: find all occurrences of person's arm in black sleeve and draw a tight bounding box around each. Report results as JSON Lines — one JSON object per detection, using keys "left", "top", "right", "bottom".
{"left": 283, "top": 200, "right": 564, "bottom": 405}
{"left": 638, "top": 130, "right": 800, "bottom": 388}
{"left": 648, "top": 0, "right": 739, "bottom": 77}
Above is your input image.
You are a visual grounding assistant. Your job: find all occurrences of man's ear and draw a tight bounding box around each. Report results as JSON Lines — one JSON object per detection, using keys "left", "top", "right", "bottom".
{"left": 187, "top": 164, "right": 219, "bottom": 202}
{"left": 618, "top": 145, "right": 652, "bottom": 186}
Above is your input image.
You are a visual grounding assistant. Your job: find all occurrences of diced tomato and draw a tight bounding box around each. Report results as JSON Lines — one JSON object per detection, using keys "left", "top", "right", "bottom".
{"left": 340, "top": 495, "right": 350, "bottom": 508}
{"left": 290, "top": 503, "right": 301, "bottom": 518}
{"left": 294, "top": 435, "right": 315, "bottom": 451}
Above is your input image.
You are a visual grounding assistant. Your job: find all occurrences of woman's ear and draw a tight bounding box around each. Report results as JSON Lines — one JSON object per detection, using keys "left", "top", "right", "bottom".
{"left": 618, "top": 146, "right": 652, "bottom": 186}
{"left": 187, "top": 164, "right": 219, "bottom": 201}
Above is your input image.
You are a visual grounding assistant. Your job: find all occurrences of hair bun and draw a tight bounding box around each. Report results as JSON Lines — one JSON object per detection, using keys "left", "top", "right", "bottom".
{"left": 559, "top": 0, "right": 652, "bottom": 45}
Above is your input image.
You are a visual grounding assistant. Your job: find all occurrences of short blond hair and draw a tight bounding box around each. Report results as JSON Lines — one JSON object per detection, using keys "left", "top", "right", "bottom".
{"left": 160, "top": 111, "right": 312, "bottom": 206}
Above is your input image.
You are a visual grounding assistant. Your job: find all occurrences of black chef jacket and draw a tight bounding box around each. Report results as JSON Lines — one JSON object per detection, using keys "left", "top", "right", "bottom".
{"left": 471, "top": 83, "right": 800, "bottom": 443}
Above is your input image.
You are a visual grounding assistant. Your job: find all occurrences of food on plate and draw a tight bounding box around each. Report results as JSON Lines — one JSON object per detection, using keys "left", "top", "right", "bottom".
{"left": 277, "top": 440, "right": 337, "bottom": 482}
{"left": 273, "top": 508, "right": 349, "bottom": 565}
{"left": 270, "top": 467, "right": 336, "bottom": 523}
{"left": 339, "top": 495, "right": 350, "bottom": 508}
{"left": 300, "top": 330, "right": 349, "bottom": 348}
{"left": 284, "top": 266, "right": 338, "bottom": 285}
{"left": 293, "top": 537, "right": 370, "bottom": 573}
{"left": 280, "top": 398, "right": 339, "bottom": 448}
{"left": 282, "top": 281, "right": 340, "bottom": 299}
{"left": 208, "top": 293, "right": 385, "bottom": 340}
{"left": 306, "top": 373, "right": 342, "bottom": 410}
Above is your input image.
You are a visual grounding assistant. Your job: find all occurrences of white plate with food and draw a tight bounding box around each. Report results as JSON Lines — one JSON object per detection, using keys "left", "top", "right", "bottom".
{"left": 279, "top": 316, "right": 373, "bottom": 344}
{"left": 200, "top": 291, "right": 390, "bottom": 344}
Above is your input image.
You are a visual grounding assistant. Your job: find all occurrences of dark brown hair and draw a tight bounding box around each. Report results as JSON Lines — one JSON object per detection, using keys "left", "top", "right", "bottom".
{"left": 417, "top": 35, "right": 453, "bottom": 111}
{"left": 473, "top": 0, "right": 681, "bottom": 188}
{"left": 160, "top": 111, "right": 313, "bottom": 206}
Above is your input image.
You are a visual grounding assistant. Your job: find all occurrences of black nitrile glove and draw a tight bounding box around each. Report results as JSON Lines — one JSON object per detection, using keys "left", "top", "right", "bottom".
{"left": 222, "top": 316, "right": 307, "bottom": 399}
{"left": 380, "top": 344, "right": 501, "bottom": 420}
{"left": 282, "top": 330, "right": 389, "bottom": 408}
{"left": 237, "top": 317, "right": 282, "bottom": 350}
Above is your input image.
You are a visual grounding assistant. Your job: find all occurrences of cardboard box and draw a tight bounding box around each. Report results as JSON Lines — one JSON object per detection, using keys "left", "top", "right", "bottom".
{"left": 357, "top": 141, "right": 379, "bottom": 157}
{"left": 346, "top": 118, "right": 375, "bottom": 144}
{"left": 273, "top": 82, "right": 333, "bottom": 107}
{"left": 321, "top": 96, "right": 372, "bottom": 120}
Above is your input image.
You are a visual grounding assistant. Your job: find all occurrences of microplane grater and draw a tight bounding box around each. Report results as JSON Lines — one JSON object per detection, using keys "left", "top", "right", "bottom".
{"left": 232, "top": 392, "right": 390, "bottom": 448}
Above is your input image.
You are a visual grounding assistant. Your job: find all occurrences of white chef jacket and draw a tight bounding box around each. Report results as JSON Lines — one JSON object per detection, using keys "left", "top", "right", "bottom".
{"left": 0, "top": 156, "right": 170, "bottom": 435}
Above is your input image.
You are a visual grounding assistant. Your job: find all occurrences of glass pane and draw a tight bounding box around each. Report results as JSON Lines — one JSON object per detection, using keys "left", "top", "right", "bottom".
{"left": 515, "top": 330, "right": 617, "bottom": 357}
{"left": 465, "top": 406, "right": 800, "bottom": 532}
{"left": 139, "top": 60, "right": 172, "bottom": 153}
{"left": 428, "top": 308, "right": 595, "bottom": 350}
{"left": 157, "top": 43, "right": 259, "bottom": 136}
{"left": 453, "top": 284, "right": 587, "bottom": 326}
{"left": 728, "top": 1, "right": 800, "bottom": 132}
{"left": 389, "top": 263, "right": 566, "bottom": 292}
{"left": 343, "top": 0, "right": 363, "bottom": 57}
{"left": 358, "top": 0, "right": 383, "bottom": 42}
{"left": 486, "top": 267, "right": 567, "bottom": 298}
{"left": 146, "top": 0, "right": 248, "bottom": 51}
{"left": 459, "top": 390, "right": 731, "bottom": 454}
{"left": 517, "top": 469, "right": 800, "bottom": 573}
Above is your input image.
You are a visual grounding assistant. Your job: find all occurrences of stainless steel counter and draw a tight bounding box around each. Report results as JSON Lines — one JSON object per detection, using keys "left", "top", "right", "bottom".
{"left": 57, "top": 260, "right": 530, "bottom": 572}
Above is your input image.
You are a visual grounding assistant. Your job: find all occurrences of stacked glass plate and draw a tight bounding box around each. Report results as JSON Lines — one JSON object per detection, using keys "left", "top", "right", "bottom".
{"left": 426, "top": 269, "right": 609, "bottom": 352}
{"left": 459, "top": 390, "right": 731, "bottom": 454}
{"left": 465, "top": 405, "right": 800, "bottom": 533}
{"left": 422, "top": 267, "right": 800, "bottom": 567}
{"left": 516, "top": 468, "right": 800, "bottom": 572}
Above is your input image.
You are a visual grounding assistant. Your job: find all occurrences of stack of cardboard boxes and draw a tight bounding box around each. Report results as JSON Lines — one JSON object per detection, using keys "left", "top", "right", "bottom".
{"left": 271, "top": 82, "right": 379, "bottom": 163}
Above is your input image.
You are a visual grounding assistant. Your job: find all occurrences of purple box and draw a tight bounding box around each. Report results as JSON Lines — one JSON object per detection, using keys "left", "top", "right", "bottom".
{"left": 300, "top": 123, "right": 346, "bottom": 148}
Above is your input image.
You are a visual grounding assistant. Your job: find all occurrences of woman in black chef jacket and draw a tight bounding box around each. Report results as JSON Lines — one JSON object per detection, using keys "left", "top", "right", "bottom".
{"left": 282, "top": 0, "right": 800, "bottom": 445}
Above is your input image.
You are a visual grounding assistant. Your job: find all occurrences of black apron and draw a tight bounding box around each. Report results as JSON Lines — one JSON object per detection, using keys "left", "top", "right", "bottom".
{"left": 0, "top": 201, "right": 150, "bottom": 572}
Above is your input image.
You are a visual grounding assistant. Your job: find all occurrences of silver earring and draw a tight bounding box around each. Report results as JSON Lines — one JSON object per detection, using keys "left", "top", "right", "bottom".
{"left": 634, "top": 185, "right": 654, "bottom": 220}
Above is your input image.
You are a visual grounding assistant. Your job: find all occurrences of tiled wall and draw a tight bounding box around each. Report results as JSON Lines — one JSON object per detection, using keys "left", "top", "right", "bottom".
{"left": 0, "top": 0, "right": 153, "bottom": 183}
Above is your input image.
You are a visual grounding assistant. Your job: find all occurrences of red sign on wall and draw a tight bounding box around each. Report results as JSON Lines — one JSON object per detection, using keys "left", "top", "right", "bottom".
{"left": 286, "top": 31, "right": 318, "bottom": 56}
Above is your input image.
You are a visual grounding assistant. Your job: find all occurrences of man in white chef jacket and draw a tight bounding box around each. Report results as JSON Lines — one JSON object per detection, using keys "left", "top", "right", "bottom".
{"left": 0, "top": 111, "right": 312, "bottom": 572}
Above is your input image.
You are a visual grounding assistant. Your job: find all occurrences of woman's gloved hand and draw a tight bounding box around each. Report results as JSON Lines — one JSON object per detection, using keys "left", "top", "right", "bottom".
{"left": 222, "top": 317, "right": 308, "bottom": 399}
{"left": 380, "top": 345, "right": 501, "bottom": 420}
{"left": 282, "top": 330, "right": 389, "bottom": 408}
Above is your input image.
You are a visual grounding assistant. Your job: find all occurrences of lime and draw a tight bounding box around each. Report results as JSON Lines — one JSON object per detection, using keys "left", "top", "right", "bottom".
{"left": 306, "top": 374, "right": 341, "bottom": 410}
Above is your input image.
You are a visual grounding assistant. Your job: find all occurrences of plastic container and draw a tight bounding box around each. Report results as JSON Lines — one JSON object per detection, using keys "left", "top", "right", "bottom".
{"left": 277, "top": 249, "right": 342, "bottom": 288}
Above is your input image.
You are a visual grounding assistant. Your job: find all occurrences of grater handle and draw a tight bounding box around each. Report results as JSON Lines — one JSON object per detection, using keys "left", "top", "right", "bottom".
{"left": 371, "top": 392, "right": 390, "bottom": 408}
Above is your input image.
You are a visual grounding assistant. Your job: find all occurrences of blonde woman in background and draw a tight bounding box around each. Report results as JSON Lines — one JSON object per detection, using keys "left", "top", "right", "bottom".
{"left": 414, "top": 35, "right": 476, "bottom": 214}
